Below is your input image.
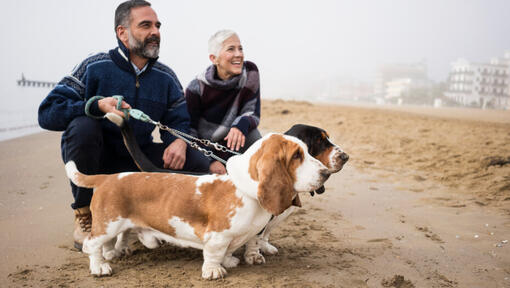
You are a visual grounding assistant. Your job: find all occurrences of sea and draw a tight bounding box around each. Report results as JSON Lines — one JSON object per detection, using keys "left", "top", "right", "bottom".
{"left": 0, "top": 84, "right": 51, "bottom": 142}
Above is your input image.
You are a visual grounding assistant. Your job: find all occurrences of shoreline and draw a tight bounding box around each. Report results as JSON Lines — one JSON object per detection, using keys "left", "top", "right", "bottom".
{"left": 2, "top": 99, "right": 510, "bottom": 143}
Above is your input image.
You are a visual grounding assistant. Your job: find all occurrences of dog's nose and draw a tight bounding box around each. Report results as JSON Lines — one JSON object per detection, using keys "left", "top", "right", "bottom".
{"left": 340, "top": 152, "right": 349, "bottom": 162}
{"left": 315, "top": 185, "right": 325, "bottom": 194}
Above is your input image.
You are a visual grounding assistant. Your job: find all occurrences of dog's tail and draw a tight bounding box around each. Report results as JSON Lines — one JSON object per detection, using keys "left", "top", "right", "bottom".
{"left": 65, "top": 161, "right": 107, "bottom": 188}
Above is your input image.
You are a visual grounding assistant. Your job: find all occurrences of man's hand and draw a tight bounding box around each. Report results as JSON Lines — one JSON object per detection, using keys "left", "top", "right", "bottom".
{"left": 98, "top": 97, "right": 131, "bottom": 117}
{"left": 224, "top": 127, "right": 245, "bottom": 151}
{"left": 163, "top": 139, "right": 187, "bottom": 170}
{"left": 209, "top": 161, "right": 227, "bottom": 174}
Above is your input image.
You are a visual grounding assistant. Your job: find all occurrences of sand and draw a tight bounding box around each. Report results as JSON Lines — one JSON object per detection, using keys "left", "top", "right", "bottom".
{"left": 2, "top": 100, "right": 509, "bottom": 287}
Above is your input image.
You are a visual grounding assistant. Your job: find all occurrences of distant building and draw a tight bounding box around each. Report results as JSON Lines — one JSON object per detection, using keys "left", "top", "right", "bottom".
{"left": 318, "top": 78, "right": 373, "bottom": 102}
{"left": 385, "top": 78, "right": 412, "bottom": 99}
{"left": 385, "top": 77, "right": 432, "bottom": 100}
{"left": 444, "top": 52, "right": 510, "bottom": 109}
{"left": 374, "top": 61, "right": 430, "bottom": 102}
{"left": 335, "top": 81, "right": 373, "bottom": 101}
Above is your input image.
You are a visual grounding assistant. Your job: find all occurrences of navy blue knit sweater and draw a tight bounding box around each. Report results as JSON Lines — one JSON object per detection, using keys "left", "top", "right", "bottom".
{"left": 38, "top": 40, "right": 189, "bottom": 156}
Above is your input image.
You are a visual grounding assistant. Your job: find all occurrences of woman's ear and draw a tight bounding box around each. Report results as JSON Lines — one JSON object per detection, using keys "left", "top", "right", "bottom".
{"left": 209, "top": 54, "right": 217, "bottom": 64}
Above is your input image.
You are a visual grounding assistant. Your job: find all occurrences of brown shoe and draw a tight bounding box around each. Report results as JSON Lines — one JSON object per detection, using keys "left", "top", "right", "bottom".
{"left": 74, "top": 206, "right": 92, "bottom": 251}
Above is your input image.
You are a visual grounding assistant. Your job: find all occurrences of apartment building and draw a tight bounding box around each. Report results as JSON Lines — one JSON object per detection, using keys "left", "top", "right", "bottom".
{"left": 373, "top": 61, "right": 430, "bottom": 101}
{"left": 444, "top": 52, "right": 510, "bottom": 109}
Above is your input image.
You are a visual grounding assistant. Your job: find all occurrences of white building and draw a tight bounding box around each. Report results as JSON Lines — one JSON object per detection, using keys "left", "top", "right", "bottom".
{"left": 444, "top": 52, "right": 510, "bottom": 109}
{"left": 385, "top": 78, "right": 432, "bottom": 100}
{"left": 374, "top": 61, "right": 430, "bottom": 102}
{"left": 385, "top": 78, "right": 412, "bottom": 99}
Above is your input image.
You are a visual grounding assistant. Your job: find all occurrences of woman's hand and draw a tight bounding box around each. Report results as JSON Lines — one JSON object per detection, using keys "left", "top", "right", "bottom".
{"left": 224, "top": 127, "right": 245, "bottom": 151}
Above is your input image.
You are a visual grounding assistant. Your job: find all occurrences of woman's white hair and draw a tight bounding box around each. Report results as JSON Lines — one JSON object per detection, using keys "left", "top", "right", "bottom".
{"left": 208, "top": 29, "right": 239, "bottom": 57}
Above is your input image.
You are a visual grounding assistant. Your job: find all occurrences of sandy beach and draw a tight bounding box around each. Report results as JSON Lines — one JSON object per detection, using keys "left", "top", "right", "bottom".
{"left": 2, "top": 100, "right": 509, "bottom": 287}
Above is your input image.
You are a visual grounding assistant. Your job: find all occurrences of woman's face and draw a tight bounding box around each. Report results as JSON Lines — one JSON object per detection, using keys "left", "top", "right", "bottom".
{"left": 211, "top": 35, "right": 244, "bottom": 80}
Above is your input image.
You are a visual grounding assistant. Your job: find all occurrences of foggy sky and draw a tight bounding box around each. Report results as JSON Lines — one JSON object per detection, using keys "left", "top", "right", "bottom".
{"left": 2, "top": 0, "right": 510, "bottom": 100}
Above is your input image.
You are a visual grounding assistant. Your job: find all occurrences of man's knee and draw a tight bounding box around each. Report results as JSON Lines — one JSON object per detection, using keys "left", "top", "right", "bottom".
{"left": 185, "top": 149, "right": 210, "bottom": 173}
{"left": 64, "top": 116, "right": 103, "bottom": 144}
{"left": 61, "top": 116, "right": 104, "bottom": 162}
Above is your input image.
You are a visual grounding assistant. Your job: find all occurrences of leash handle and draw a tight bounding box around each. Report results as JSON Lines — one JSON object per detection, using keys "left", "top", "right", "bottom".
{"left": 84, "top": 95, "right": 105, "bottom": 119}
{"left": 112, "top": 95, "right": 129, "bottom": 119}
{"left": 85, "top": 95, "right": 130, "bottom": 120}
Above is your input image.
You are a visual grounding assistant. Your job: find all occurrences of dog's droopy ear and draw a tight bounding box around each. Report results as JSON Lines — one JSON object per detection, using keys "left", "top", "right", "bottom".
{"left": 292, "top": 194, "right": 302, "bottom": 207}
{"left": 251, "top": 135, "right": 296, "bottom": 216}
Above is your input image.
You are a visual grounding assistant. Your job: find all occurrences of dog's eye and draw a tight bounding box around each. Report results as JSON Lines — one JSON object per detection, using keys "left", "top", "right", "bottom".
{"left": 292, "top": 151, "right": 302, "bottom": 160}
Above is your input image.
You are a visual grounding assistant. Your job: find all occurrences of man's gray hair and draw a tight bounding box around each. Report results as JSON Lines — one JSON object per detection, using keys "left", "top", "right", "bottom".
{"left": 114, "top": 0, "right": 151, "bottom": 31}
{"left": 208, "top": 29, "right": 239, "bottom": 57}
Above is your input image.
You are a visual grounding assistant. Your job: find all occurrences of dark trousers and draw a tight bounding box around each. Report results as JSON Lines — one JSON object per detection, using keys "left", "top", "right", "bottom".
{"left": 61, "top": 116, "right": 210, "bottom": 209}
{"left": 214, "top": 128, "right": 262, "bottom": 161}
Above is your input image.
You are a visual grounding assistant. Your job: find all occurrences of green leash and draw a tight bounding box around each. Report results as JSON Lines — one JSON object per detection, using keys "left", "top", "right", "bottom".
{"left": 83, "top": 95, "right": 240, "bottom": 164}
{"left": 84, "top": 95, "right": 152, "bottom": 123}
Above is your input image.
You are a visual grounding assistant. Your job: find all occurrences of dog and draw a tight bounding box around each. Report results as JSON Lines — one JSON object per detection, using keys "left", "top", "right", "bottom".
{"left": 246, "top": 124, "right": 349, "bottom": 261}
{"left": 65, "top": 130, "right": 330, "bottom": 279}
{"left": 110, "top": 114, "right": 349, "bottom": 263}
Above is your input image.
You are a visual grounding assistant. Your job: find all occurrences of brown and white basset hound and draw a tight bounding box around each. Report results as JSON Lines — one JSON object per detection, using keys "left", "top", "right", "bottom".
{"left": 107, "top": 114, "right": 349, "bottom": 265}
{"left": 65, "top": 132, "right": 330, "bottom": 279}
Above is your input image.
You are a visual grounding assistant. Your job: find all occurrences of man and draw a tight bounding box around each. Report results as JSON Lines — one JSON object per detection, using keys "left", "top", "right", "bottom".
{"left": 38, "top": 0, "right": 210, "bottom": 250}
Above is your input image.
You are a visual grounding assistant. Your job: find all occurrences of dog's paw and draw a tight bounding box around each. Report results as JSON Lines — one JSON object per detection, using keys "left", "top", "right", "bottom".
{"left": 244, "top": 250, "right": 266, "bottom": 265}
{"left": 103, "top": 249, "right": 122, "bottom": 261}
{"left": 222, "top": 255, "right": 240, "bottom": 268}
{"left": 138, "top": 233, "right": 161, "bottom": 249}
{"left": 90, "top": 263, "right": 112, "bottom": 277}
{"left": 201, "top": 263, "right": 227, "bottom": 280}
{"left": 260, "top": 240, "right": 278, "bottom": 255}
{"left": 118, "top": 246, "right": 132, "bottom": 256}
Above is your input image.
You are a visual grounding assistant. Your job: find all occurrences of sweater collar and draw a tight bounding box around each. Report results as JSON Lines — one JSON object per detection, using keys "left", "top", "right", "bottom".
{"left": 197, "top": 64, "right": 247, "bottom": 90}
{"left": 110, "top": 38, "right": 159, "bottom": 73}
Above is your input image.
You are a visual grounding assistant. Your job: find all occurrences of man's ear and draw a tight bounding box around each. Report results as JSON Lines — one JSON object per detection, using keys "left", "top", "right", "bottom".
{"left": 116, "top": 25, "right": 129, "bottom": 47}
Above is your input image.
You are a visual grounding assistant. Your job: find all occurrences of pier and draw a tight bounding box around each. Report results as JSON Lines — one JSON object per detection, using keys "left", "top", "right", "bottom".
{"left": 17, "top": 73, "right": 57, "bottom": 88}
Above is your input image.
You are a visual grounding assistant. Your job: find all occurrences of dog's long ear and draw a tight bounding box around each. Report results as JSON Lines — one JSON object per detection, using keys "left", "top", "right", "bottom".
{"left": 292, "top": 194, "right": 302, "bottom": 207}
{"left": 254, "top": 136, "right": 296, "bottom": 215}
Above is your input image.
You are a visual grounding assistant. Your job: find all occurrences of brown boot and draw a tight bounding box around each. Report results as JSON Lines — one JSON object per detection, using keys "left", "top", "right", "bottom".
{"left": 74, "top": 206, "right": 92, "bottom": 251}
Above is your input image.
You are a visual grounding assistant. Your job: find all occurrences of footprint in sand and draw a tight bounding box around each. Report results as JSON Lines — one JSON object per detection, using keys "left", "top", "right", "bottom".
{"left": 416, "top": 226, "right": 444, "bottom": 243}
{"left": 39, "top": 182, "right": 50, "bottom": 190}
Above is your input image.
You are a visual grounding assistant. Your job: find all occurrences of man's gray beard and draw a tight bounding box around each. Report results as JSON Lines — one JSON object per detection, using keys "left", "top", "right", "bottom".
{"left": 128, "top": 31, "right": 159, "bottom": 59}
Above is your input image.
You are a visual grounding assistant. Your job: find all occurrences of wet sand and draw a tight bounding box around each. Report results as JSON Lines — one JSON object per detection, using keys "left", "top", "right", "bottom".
{"left": 2, "top": 100, "right": 509, "bottom": 287}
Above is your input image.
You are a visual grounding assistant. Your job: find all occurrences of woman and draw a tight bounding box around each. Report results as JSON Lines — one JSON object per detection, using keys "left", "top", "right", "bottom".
{"left": 186, "top": 30, "right": 262, "bottom": 174}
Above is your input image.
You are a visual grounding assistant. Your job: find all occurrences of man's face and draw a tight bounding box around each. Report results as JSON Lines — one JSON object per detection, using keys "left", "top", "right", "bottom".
{"left": 120, "top": 6, "right": 161, "bottom": 59}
